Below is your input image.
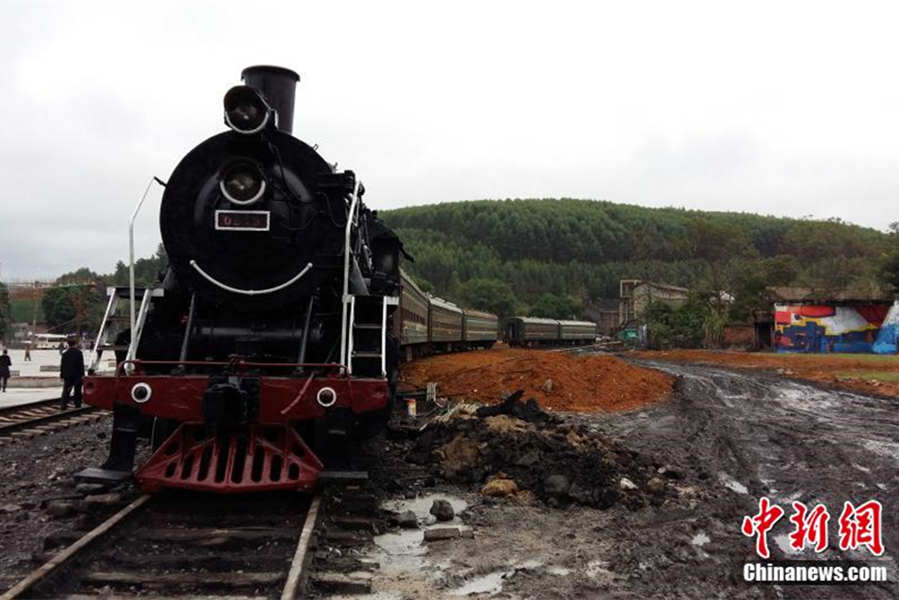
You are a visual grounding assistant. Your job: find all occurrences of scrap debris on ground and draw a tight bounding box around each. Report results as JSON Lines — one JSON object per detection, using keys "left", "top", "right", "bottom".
{"left": 400, "top": 346, "right": 674, "bottom": 412}
{"left": 404, "top": 391, "right": 670, "bottom": 510}
{"left": 636, "top": 348, "right": 899, "bottom": 398}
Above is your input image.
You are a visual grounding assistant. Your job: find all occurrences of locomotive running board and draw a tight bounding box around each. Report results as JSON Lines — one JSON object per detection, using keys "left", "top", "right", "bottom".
{"left": 137, "top": 423, "right": 323, "bottom": 493}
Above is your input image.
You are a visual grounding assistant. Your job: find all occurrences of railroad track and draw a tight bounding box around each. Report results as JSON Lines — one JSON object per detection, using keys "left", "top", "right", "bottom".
{"left": 2, "top": 490, "right": 324, "bottom": 600}
{"left": 0, "top": 399, "right": 101, "bottom": 442}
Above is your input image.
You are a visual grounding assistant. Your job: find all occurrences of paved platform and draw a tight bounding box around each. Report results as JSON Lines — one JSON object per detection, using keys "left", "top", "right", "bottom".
{"left": 0, "top": 348, "right": 115, "bottom": 388}
{"left": 0, "top": 388, "right": 60, "bottom": 409}
{"left": 1, "top": 349, "right": 67, "bottom": 377}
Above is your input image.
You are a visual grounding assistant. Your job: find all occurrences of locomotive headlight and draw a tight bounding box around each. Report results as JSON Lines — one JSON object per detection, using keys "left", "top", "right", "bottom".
{"left": 220, "top": 161, "right": 266, "bottom": 205}
{"left": 223, "top": 85, "right": 272, "bottom": 134}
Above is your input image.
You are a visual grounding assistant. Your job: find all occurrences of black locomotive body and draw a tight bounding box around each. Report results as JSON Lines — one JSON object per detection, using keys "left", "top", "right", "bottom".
{"left": 84, "top": 66, "right": 405, "bottom": 493}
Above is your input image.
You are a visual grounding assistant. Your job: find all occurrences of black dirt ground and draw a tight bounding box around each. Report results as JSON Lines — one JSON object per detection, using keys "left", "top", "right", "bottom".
{"left": 404, "top": 390, "right": 665, "bottom": 510}
{"left": 0, "top": 412, "right": 147, "bottom": 590}
{"left": 2, "top": 359, "right": 898, "bottom": 599}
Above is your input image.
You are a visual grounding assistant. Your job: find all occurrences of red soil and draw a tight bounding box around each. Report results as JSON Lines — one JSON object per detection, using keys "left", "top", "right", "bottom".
{"left": 634, "top": 349, "right": 899, "bottom": 398}
{"left": 399, "top": 346, "right": 674, "bottom": 413}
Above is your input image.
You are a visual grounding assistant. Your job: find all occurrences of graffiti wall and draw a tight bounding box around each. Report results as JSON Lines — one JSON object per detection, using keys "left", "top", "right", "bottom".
{"left": 873, "top": 301, "right": 899, "bottom": 355}
{"left": 773, "top": 303, "right": 891, "bottom": 353}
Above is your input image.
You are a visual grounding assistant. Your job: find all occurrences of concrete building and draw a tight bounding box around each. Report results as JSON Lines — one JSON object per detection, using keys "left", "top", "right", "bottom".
{"left": 583, "top": 298, "right": 619, "bottom": 336}
{"left": 618, "top": 279, "right": 690, "bottom": 325}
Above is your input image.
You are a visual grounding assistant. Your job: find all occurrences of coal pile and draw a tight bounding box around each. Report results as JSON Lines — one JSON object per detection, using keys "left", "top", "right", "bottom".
{"left": 474, "top": 390, "right": 556, "bottom": 424}
{"left": 407, "top": 391, "right": 669, "bottom": 510}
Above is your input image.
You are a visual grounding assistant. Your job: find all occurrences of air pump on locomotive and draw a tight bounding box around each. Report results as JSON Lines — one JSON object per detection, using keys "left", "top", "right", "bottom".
{"left": 81, "top": 66, "right": 406, "bottom": 493}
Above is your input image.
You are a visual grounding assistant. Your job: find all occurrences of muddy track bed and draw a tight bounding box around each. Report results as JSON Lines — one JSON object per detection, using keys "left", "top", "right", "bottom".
{"left": 22, "top": 491, "right": 313, "bottom": 599}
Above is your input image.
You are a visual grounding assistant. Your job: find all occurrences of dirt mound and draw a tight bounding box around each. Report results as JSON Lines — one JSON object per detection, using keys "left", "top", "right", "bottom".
{"left": 400, "top": 347, "right": 674, "bottom": 412}
{"left": 406, "top": 393, "right": 670, "bottom": 510}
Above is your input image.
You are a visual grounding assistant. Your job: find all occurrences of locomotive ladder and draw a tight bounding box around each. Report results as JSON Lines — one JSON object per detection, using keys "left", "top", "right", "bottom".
{"left": 89, "top": 286, "right": 163, "bottom": 373}
{"left": 347, "top": 294, "right": 398, "bottom": 377}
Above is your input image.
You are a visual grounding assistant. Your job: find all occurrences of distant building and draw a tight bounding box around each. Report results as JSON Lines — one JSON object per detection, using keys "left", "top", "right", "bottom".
{"left": 618, "top": 279, "right": 690, "bottom": 326}
{"left": 583, "top": 298, "right": 619, "bottom": 336}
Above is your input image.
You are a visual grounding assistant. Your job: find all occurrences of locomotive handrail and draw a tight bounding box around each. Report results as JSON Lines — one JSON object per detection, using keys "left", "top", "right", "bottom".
{"left": 89, "top": 289, "right": 119, "bottom": 372}
{"left": 113, "top": 359, "right": 346, "bottom": 377}
{"left": 189, "top": 260, "right": 313, "bottom": 296}
{"left": 338, "top": 179, "right": 362, "bottom": 369}
{"left": 129, "top": 177, "right": 165, "bottom": 333}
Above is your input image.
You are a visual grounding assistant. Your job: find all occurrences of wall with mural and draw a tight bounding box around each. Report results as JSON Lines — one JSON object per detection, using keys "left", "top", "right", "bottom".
{"left": 773, "top": 303, "right": 891, "bottom": 353}
{"left": 873, "top": 301, "right": 899, "bottom": 355}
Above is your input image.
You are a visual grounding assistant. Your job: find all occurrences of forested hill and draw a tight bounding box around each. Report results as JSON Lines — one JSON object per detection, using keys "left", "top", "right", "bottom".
{"left": 381, "top": 198, "right": 896, "bottom": 320}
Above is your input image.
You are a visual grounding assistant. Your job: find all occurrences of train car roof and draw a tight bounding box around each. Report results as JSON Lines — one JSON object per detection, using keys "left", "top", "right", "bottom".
{"left": 507, "top": 316, "right": 560, "bottom": 325}
{"left": 557, "top": 320, "right": 597, "bottom": 327}
{"left": 399, "top": 268, "right": 427, "bottom": 297}
{"left": 429, "top": 295, "right": 463, "bottom": 313}
{"left": 463, "top": 308, "right": 498, "bottom": 319}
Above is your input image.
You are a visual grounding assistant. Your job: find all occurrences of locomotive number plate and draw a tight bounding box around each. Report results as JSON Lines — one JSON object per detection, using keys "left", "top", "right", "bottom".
{"left": 215, "top": 210, "right": 270, "bottom": 231}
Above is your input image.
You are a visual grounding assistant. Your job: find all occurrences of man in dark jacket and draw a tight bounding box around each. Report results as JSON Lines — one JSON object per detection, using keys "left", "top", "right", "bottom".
{"left": 60, "top": 337, "right": 85, "bottom": 410}
{"left": 0, "top": 349, "right": 10, "bottom": 392}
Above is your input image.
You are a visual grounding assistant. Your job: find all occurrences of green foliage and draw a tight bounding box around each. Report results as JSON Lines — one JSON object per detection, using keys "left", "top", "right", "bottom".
{"left": 881, "top": 224, "right": 899, "bottom": 294}
{"left": 10, "top": 298, "right": 41, "bottom": 323}
{"left": 882, "top": 250, "right": 899, "bottom": 293}
{"left": 42, "top": 270, "right": 105, "bottom": 334}
{"left": 383, "top": 199, "right": 892, "bottom": 319}
{"left": 0, "top": 283, "right": 9, "bottom": 340}
{"left": 41, "top": 287, "right": 76, "bottom": 331}
{"left": 34, "top": 244, "right": 169, "bottom": 335}
{"left": 57, "top": 267, "right": 101, "bottom": 285}
{"left": 531, "top": 293, "right": 581, "bottom": 319}
{"left": 110, "top": 244, "right": 168, "bottom": 287}
{"left": 455, "top": 278, "right": 518, "bottom": 319}
{"left": 643, "top": 299, "right": 709, "bottom": 349}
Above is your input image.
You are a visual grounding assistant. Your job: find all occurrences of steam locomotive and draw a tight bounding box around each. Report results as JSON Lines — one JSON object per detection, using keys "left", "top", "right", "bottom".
{"left": 83, "top": 66, "right": 410, "bottom": 493}
{"left": 80, "top": 66, "right": 597, "bottom": 494}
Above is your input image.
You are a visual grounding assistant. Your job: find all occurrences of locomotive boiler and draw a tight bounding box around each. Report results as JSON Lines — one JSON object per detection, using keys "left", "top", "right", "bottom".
{"left": 82, "top": 66, "right": 406, "bottom": 493}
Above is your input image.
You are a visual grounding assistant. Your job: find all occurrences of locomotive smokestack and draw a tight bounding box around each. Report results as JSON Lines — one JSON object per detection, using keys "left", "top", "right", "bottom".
{"left": 241, "top": 65, "right": 300, "bottom": 135}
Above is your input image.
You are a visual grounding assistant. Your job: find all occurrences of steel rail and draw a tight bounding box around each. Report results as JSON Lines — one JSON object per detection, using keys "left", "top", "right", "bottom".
{"left": 0, "top": 398, "right": 62, "bottom": 418}
{"left": 281, "top": 494, "right": 322, "bottom": 600}
{"left": 0, "top": 494, "right": 152, "bottom": 600}
{"left": 0, "top": 406, "right": 96, "bottom": 436}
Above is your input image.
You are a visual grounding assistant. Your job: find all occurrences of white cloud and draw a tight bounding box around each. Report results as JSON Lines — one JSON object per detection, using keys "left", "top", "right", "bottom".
{"left": 1, "top": 0, "right": 898, "bottom": 279}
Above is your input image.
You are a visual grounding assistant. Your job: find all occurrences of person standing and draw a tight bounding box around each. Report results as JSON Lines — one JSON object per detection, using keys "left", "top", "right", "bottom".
{"left": 23, "top": 344, "right": 31, "bottom": 361}
{"left": 0, "top": 349, "right": 10, "bottom": 392}
{"left": 60, "top": 338, "right": 84, "bottom": 410}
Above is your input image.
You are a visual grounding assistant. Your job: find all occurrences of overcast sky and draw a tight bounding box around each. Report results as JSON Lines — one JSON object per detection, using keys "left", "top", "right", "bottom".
{"left": 2, "top": 1, "right": 898, "bottom": 280}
